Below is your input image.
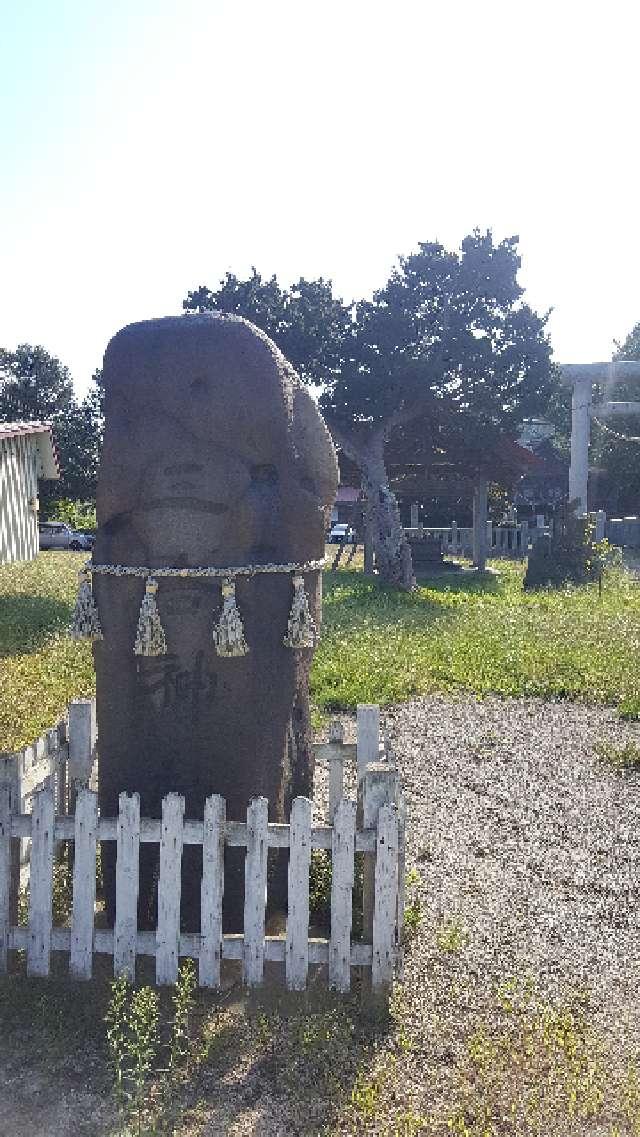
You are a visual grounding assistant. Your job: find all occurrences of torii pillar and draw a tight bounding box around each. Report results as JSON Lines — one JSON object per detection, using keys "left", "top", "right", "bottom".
{"left": 561, "top": 361, "right": 640, "bottom": 516}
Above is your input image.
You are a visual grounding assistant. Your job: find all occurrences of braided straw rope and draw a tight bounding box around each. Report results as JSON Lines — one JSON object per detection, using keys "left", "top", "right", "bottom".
{"left": 87, "top": 557, "right": 326, "bottom": 579}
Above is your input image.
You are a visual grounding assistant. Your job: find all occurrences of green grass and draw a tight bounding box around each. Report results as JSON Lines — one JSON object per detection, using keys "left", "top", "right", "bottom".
{"left": 0, "top": 552, "right": 94, "bottom": 751}
{"left": 1, "top": 553, "right": 640, "bottom": 751}
{"left": 594, "top": 739, "right": 640, "bottom": 772}
{"left": 313, "top": 560, "right": 640, "bottom": 713}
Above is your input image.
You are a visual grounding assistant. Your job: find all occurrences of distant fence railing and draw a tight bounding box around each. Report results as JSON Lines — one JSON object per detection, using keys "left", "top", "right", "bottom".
{"left": 404, "top": 522, "right": 529, "bottom": 558}
{"left": 0, "top": 703, "right": 404, "bottom": 994}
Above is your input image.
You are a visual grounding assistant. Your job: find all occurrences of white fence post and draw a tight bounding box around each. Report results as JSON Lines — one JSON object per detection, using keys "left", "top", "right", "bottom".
{"left": 372, "top": 803, "right": 399, "bottom": 990}
{"left": 27, "top": 786, "right": 55, "bottom": 978}
{"left": 285, "top": 796, "right": 312, "bottom": 991}
{"left": 114, "top": 792, "right": 140, "bottom": 981}
{"left": 156, "top": 793, "right": 185, "bottom": 986}
{"left": 200, "top": 794, "right": 225, "bottom": 988}
{"left": 68, "top": 699, "right": 97, "bottom": 790}
{"left": 329, "top": 798, "right": 356, "bottom": 993}
{"left": 0, "top": 787, "right": 11, "bottom": 973}
{"left": 243, "top": 797, "right": 268, "bottom": 986}
{"left": 0, "top": 757, "right": 20, "bottom": 923}
{"left": 328, "top": 720, "right": 345, "bottom": 819}
{"left": 357, "top": 705, "right": 380, "bottom": 781}
{"left": 359, "top": 762, "right": 399, "bottom": 990}
{"left": 70, "top": 789, "right": 98, "bottom": 979}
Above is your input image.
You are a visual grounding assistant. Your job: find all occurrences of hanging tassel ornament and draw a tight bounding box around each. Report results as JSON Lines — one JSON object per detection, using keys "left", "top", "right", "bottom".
{"left": 70, "top": 569, "right": 103, "bottom": 641}
{"left": 213, "top": 577, "right": 249, "bottom": 657}
{"left": 133, "top": 578, "right": 167, "bottom": 657}
{"left": 284, "top": 574, "right": 316, "bottom": 649}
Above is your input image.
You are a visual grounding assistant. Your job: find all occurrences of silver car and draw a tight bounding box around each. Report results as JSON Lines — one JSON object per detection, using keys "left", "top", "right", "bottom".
{"left": 38, "top": 522, "right": 94, "bottom": 551}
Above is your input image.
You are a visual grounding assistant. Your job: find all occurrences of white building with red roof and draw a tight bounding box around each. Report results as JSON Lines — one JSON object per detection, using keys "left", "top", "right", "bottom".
{"left": 0, "top": 422, "right": 60, "bottom": 564}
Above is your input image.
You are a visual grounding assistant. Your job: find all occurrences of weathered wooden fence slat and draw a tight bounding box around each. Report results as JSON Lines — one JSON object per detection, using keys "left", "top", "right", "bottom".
{"left": 70, "top": 789, "right": 98, "bottom": 979}
{"left": 156, "top": 793, "right": 185, "bottom": 986}
{"left": 329, "top": 798, "right": 356, "bottom": 992}
{"left": 243, "top": 797, "right": 268, "bottom": 986}
{"left": 357, "top": 705, "right": 381, "bottom": 779}
{"left": 0, "top": 787, "right": 11, "bottom": 973}
{"left": 114, "top": 792, "right": 140, "bottom": 980}
{"left": 199, "top": 794, "right": 225, "bottom": 988}
{"left": 328, "top": 720, "right": 346, "bottom": 818}
{"left": 27, "top": 786, "right": 55, "bottom": 977}
{"left": 285, "top": 796, "right": 312, "bottom": 991}
{"left": 372, "top": 804, "right": 399, "bottom": 990}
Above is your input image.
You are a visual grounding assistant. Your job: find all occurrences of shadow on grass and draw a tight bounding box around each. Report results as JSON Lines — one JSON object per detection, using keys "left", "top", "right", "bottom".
{"left": 0, "top": 594, "right": 73, "bottom": 657}
{"left": 0, "top": 957, "right": 392, "bottom": 1137}
{"left": 413, "top": 567, "right": 503, "bottom": 595}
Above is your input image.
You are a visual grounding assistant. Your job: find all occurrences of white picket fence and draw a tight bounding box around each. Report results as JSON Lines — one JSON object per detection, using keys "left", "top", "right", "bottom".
{"left": 0, "top": 703, "right": 404, "bottom": 993}
{"left": 0, "top": 698, "right": 96, "bottom": 887}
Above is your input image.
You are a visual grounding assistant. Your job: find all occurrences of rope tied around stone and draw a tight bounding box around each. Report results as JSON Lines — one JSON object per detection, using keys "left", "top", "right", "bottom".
{"left": 71, "top": 558, "right": 325, "bottom": 656}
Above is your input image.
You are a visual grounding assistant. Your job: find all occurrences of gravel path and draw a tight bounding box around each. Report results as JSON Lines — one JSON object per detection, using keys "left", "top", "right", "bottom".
{"left": 311, "top": 695, "right": 640, "bottom": 1133}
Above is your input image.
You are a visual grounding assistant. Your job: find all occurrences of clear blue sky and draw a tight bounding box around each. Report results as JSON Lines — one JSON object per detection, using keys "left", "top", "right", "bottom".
{"left": 2, "top": 0, "right": 639, "bottom": 394}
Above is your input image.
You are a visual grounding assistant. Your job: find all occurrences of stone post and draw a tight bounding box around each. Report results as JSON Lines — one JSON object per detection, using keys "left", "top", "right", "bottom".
{"left": 594, "top": 510, "right": 606, "bottom": 543}
{"left": 569, "top": 375, "right": 592, "bottom": 516}
{"left": 410, "top": 502, "right": 419, "bottom": 529}
{"left": 472, "top": 479, "right": 488, "bottom": 572}
{"left": 451, "top": 520, "right": 458, "bottom": 555}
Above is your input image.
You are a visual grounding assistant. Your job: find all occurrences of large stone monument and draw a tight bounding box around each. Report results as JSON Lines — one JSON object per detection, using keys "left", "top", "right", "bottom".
{"left": 80, "top": 314, "right": 338, "bottom": 928}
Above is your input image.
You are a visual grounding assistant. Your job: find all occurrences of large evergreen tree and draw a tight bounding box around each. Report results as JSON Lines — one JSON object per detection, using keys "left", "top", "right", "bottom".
{"left": 321, "top": 233, "right": 552, "bottom": 584}
{"left": 185, "top": 233, "right": 553, "bottom": 586}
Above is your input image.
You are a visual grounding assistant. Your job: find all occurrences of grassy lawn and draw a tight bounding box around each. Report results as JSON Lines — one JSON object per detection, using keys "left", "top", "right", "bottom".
{"left": 1, "top": 551, "right": 640, "bottom": 751}
{"left": 0, "top": 552, "right": 94, "bottom": 751}
{"left": 314, "top": 559, "right": 640, "bottom": 716}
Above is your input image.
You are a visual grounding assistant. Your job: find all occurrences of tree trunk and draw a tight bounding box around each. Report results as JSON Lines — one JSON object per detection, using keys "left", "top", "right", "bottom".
{"left": 327, "top": 423, "right": 415, "bottom": 590}
{"left": 360, "top": 441, "right": 414, "bottom": 590}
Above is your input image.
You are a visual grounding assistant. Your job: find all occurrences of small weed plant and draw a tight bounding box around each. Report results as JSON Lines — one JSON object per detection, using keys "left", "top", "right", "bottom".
{"left": 105, "top": 958, "right": 197, "bottom": 1135}
{"left": 402, "top": 868, "right": 423, "bottom": 942}
{"left": 435, "top": 917, "right": 469, "bottom": 954}
{"left": 595, "top": 739, "right": 640, "bottom": 772}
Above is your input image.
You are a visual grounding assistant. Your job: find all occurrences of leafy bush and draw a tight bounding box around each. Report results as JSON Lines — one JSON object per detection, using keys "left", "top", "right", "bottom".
{"left": 45, "top": 498, "right": 97, "bottom": 531}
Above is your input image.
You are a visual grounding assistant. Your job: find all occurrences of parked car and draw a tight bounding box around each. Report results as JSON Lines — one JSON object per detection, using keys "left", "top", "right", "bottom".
{"left": 38, "top": 522, "right": 94, "bottom": 551}
{"left": 328, "top": 523, "right": 356, "bottom": 543}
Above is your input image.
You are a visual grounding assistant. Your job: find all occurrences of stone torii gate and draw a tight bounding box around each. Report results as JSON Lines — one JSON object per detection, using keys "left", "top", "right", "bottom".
{"left": 562, "top": 360, "right": 640, "bottom": 516}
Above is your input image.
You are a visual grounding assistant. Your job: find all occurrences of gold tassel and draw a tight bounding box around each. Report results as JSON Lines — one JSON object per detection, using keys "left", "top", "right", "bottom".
{"left": 284, "top": 574, "right": 316, "bottom": 649}
{"left": 213, "top": 577, "right": 249, "bottom": 657}
{"left": 70, "top": 570, "right": 103, "bottom": 641}
{"left": 133, "top": 578, "right": 167, "bottom": 656}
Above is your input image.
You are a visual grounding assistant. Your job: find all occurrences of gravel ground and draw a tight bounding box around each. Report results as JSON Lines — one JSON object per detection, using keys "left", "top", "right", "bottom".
{"left": 376, "top": 695, "right": 640, "bottom": 1130}
{"left": 310, "top": 695, "right": 640, "bottom": 1134}
{"left": 3, "top": 695, "right": 640, "bottom": 1135}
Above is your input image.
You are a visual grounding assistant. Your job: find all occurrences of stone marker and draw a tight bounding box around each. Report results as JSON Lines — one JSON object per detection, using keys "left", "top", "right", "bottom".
{"left": 89, "top": 314, "right": 338, "bottom": 929}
